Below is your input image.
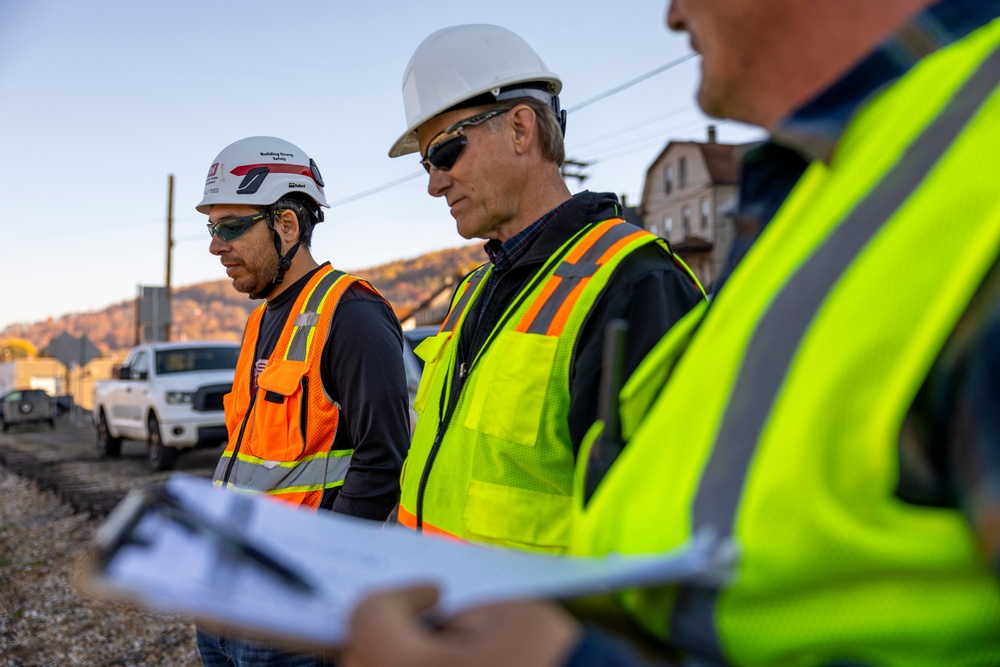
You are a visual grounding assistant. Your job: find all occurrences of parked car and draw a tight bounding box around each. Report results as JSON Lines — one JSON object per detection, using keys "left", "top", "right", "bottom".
{"left": 402, "top": 325, "right": 439, "bottom": 373}
{"left": 93, "top": 341, "right": 239, "bottom": 471}
{"left": 0, "top": 389, "right": 57, "bottom": 432}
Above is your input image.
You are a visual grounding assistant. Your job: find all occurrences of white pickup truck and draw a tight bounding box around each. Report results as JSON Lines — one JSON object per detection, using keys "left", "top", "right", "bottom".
{"left": 93, "top": 341, "right": 239, "bottom": 471}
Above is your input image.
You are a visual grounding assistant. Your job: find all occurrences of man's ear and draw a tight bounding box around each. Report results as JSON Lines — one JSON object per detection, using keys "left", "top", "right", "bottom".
{"left": 274, "top": 208, "right": 300, "bottom": 245}
{"left": 510, "top": 104, "right": 538, "bottom": 156}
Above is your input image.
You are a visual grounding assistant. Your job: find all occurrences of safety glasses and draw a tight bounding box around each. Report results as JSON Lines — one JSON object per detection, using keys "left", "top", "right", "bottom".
{"left": 420, "top": 107, "right": 513, "bottom": 173}
{"left": 206, "top": 211, "right": 270, "bottom": 242}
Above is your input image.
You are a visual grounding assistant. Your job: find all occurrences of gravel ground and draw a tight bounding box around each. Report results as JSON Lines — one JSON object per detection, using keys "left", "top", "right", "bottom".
{"left": 0, "top": 415, "right": 218, "bottom": 667}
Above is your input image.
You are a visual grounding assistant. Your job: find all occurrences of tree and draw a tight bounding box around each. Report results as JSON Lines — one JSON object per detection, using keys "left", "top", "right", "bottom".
{"left": 1, "top": 338, "right": 36, "bottom": 361}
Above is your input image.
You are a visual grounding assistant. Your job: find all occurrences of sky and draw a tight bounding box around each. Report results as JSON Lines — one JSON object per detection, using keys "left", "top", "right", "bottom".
{"left": 0, "top": 0, "right": 764, "bottom": 333}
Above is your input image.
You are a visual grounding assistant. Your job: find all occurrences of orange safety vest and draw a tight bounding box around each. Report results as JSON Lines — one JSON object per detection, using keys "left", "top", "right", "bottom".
{"left": 214, "top": 265, "right": 384, "bottom": 510}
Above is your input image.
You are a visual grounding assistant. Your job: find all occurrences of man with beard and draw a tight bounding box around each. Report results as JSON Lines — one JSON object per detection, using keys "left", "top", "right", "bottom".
{"left": 195, "top": 135, "right": 409, "bottom": 667}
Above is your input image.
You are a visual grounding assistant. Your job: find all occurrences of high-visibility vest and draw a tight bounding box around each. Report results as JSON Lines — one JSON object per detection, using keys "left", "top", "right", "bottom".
{"left": 400, "top": 218, "right": 701, "bottom": 552}
{"left": 215, "top": 265, "right": 383, "bottom": 510}
{"left": 572, "top": 20, "right": 1000, "bottom": 666}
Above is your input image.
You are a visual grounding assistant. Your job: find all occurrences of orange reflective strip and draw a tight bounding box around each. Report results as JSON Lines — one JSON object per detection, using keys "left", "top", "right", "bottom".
{"left": 543, "top": 230, "right": 647, "bottom": 337}
{"left": 516, "top": 275, "right": 564, "bottom": 333}
{"left": 597, "top": 229, "right": 648, "bottom": 265}
{"left": 563, "top": 218, "right": 618, "bottom": 263}
{"left": 546, "top": 278, "right": 591, "bottom": 337}
{"left": 519, "top": 219, "right": 635, "bottom": 335}
{"left": 397, "top": 505, "right": 466, "bottom": 542}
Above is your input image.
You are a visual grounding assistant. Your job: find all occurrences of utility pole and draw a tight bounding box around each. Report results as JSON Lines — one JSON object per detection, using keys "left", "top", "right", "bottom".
{"left": 561, "top": 159, "right": 592, "bottom": 184}
{"left": 165, "top": 174, "right": 174, "bottom": 341}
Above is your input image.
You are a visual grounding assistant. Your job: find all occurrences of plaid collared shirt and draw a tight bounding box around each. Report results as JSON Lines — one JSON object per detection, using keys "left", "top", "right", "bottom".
{"left": 474, "top": 199, "right": 570, "bottom": 325}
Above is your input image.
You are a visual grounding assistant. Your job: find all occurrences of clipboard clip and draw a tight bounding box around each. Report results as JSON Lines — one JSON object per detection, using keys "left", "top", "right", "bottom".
{"left": 94, "top": 485, "right": 316, "bottom": 594}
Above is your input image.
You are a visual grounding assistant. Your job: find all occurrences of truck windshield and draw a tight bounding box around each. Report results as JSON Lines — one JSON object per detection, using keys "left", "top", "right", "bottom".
{"left": 155, "top": 347, "right": 239, "bottom": 375}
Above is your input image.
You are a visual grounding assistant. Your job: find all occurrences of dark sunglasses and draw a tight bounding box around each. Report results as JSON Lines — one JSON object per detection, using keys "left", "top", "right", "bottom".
{"left": 206, "top": 211, "right": 271, "bottom": 242}
{"left": 420, "top": 107, "right": 513, "bottom": 173}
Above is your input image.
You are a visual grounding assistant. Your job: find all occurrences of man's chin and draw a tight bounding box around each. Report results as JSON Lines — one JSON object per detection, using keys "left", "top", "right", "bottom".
{"left": 230, "top": 277, "right": 259, "bottom": 295}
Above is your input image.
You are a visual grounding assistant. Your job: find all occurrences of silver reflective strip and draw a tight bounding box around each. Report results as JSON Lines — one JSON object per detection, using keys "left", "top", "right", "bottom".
{"left": 224, "top": 452, "right": 353, "bottom": 493}
{"left": 670, "top": 44, "right": 1000, "bottom": 660}
{"left": 295, "top": 312, "right": 320, "bottom": 327}
{"left": 212, "top": 454, "right": 230, "bottom": 483}
{"left": 441, "top": 265, "right": 491, "bottom": 333}
{"left": 524, "top": 221, "right": 641, "bottom": 335}
{"left": 286, "top": 271, "right": 343, "bottom": 362}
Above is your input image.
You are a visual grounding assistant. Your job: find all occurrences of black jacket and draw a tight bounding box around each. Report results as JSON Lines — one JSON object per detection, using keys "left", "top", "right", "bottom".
{"left": 453, "top": 190, "right": 705, "bottom": 453}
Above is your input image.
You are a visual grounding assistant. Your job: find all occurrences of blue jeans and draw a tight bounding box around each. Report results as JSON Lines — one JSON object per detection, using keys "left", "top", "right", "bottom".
{"left": 196, "top": 627, "right": 336, "bottom": 667}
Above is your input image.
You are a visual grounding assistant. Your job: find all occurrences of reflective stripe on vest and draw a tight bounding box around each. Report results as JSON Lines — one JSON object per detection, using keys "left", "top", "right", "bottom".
{"left": 439, "top": 265, "right": 492, "bottom": 334}
{"left": 401, "top": 218, "right": 681, "bottom": 552}
{"left": 571, "top": 24, "right": 1000, "bottom": 666}
{"left": 214, "top": 448, "right": 353, "bottom": 495}
{"left": 285, "top": 269, "right": 345, "bottom": 362}
{"left": 517, "top": 219, "right": 652, "bottom": 336}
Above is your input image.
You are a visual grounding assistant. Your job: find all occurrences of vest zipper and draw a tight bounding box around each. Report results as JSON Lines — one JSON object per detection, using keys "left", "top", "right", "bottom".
{"left": 223, "top": 390, "right": 257, "bottom": 485}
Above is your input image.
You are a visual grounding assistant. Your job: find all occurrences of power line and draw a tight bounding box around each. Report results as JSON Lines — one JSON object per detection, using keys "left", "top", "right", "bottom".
{"left": 581, "top": 119, "right": 734, "bottom": 165}
{"left": 565, "top": 53, "right": 698, "bottom": 113}
{"left": 329, "top": 171, "right": 424, "bottom": 208}
{"left": 567, "top": 103, "right": 696, "bottom": 151}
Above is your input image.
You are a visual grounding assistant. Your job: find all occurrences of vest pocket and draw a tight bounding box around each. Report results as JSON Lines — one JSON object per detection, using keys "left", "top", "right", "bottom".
{"left": 252, "top": 360, "right": 308, "bottom": 461}
{"left": 412, "top": 333, "right": 452, "bottom": 415}
{"left": 463, "top": 331, "right": 557, "bottom": 447}
{"left": 464, "top": 479, "right": 572, "bottom": 552}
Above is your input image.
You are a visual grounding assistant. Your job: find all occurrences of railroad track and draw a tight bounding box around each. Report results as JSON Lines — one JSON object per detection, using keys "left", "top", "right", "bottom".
{"left": 0, "top": 445, "right": 125, "bottom": 517}
{"left": 0, "top": 416, "right": 219, "bottom": 519}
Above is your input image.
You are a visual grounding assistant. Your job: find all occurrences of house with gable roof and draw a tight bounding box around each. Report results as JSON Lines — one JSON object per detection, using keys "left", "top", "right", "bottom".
{"left": 638, "top": 126, "right": 744, "bottom": 293}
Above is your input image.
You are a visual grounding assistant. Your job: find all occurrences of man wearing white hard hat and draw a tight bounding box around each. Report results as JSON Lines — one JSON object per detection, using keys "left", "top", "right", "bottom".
{"left": 195, "top": 136, "right": 409, "bottom": 667}
{"left": 390, "top": 25, "right": 704, "bottom": 553}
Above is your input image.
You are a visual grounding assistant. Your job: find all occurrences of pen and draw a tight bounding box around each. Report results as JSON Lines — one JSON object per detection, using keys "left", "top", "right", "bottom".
{"left": 154, "top": 488, "right": 316, "bottom": 595}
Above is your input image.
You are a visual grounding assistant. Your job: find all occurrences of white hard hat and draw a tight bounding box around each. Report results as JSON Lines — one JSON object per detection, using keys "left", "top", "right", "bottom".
{"left": 388, "top": 24, "right": 563, "bottom": 158}
{"left": 196, "top": 136, "right": 329, "bottom": 215}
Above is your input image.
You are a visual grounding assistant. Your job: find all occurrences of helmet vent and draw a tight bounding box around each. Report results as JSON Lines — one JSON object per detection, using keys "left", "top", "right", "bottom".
{"left": 236, "top": 167, "right": 270, "bottom": 195}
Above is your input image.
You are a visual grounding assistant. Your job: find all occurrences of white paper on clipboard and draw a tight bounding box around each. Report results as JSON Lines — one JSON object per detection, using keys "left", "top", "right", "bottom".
{"left": 80, "top": 473, "right": 735, "bottom": 648}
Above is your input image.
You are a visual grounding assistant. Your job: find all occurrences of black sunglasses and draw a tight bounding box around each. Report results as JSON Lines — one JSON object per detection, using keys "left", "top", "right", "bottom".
{"left": 420, "top": 107, "right": 513, "bottom": 173}
{"left": 206, "top": 211, "right": 271, "bottom": 241}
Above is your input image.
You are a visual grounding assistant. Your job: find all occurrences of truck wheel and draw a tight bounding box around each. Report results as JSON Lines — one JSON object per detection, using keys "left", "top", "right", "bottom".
{"left": 147, "top": 413, "right": 178, "bottom": 471}
{"left": 96, "top": 410, "right": 122, "bottom": 458}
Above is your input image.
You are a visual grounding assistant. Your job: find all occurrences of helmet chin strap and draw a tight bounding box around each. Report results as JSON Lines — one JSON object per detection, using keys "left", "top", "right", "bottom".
{"left": 248, "top": 219, "right": 302, "bottom": 300}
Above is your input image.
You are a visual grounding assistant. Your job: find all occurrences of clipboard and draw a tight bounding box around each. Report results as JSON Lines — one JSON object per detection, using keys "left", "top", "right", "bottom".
{"left": 77, "top": 473, "right": 735, "bottom": 650}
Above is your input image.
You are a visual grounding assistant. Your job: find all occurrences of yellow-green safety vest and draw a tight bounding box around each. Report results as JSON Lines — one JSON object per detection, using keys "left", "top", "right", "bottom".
{"left": 572, "top": 19, "right": 1000, "bottom": 667}
{"left": 401, "top": 218, "right": 698, "bottom": 552}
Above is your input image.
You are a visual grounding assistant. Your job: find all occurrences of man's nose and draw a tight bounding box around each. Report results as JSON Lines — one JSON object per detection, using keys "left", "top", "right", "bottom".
{"left": 427, "top": 167, "right": 450, "bottom": 198}
{"left": 209, "top": 233, "right": 227, "bottom": 255}
{"left": 666, "top": 0, "right": 685, "bottom": 31}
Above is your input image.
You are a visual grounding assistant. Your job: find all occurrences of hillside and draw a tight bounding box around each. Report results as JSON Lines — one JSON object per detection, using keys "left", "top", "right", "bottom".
{"left": 2, "top": 243, "right": 484, "bottom": 355}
